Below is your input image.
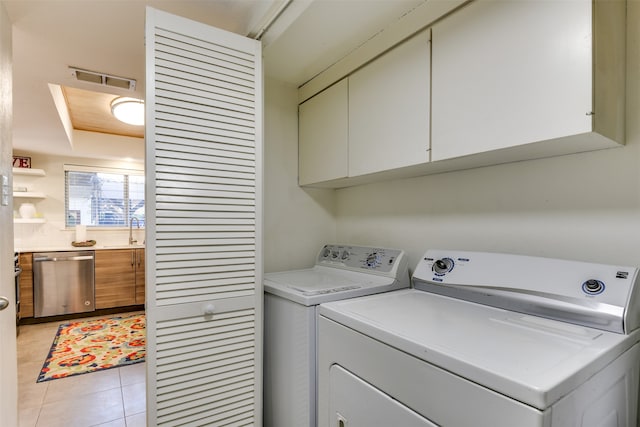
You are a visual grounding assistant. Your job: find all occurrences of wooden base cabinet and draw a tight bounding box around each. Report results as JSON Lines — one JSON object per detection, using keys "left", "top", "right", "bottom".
{"left": 135, "top": 248, "right": 145, "bottom": 305}
{"left": 95, "top": 249, "right": 136, "bottom": 309}
{"left": 18, "top": 253, "right": 33, "bottom": 318}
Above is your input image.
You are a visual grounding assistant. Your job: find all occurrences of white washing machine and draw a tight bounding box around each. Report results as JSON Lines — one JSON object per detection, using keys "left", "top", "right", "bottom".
{"left": 318, "top": 250, "right": 640, "bottom": 427}
{"left": 263, "top": 244, "right": 409, "bottom": 427}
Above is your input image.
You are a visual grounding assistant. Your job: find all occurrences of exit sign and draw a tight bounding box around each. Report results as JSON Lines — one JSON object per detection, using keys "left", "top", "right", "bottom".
{"left": 12, "top": 156, "right": 31, "bottom": 168}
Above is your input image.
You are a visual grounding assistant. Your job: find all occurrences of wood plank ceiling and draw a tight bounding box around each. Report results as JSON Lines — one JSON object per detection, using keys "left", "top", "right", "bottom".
{"left": 62, "top": 86, "right": 145, "bottom": 138}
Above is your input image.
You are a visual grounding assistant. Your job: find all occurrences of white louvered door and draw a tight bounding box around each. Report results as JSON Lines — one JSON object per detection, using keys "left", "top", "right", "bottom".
{"left": 145, "top": 8, "right": 263, "bottom": 426}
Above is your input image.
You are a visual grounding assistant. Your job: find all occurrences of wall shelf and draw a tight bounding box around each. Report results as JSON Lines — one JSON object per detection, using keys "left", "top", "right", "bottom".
{"left": 14, "top": 218, "right": 45, "bottom": 224}
{"left": 13, "top": 168, "right": 46, "bottom": 177}
{"left": 13, "top": 191, "right": 46, "bottom": 199}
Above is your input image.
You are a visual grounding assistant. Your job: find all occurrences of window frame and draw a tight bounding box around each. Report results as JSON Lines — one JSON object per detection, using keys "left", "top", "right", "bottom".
{"left": 64, "top": 164, "right": 145, "bottom": 229}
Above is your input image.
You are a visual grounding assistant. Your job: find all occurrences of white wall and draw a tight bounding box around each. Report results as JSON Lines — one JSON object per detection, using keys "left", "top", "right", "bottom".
{"left": 335, "top": 1, "right": 640, "bottom": 274}
{"left": 263, "top": 77, "right": 336, "bottom": 272}
{"left": 12, "top": 151, "right": 144, "bottom": 250}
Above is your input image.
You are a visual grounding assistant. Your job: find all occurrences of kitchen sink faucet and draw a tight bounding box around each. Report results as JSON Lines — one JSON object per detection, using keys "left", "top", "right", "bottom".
{"left": 129, "top": 217, "right": 140, "bottom": 245}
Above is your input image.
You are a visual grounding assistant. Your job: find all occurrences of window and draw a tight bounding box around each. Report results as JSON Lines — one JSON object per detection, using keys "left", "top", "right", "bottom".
{"left": 65, "top": 165, "right": 145, "bottom": 228}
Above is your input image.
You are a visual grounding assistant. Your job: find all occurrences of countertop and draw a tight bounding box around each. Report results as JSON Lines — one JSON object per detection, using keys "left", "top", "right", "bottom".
{"left": 15, "top": 244, "right": 145, "bottom": 253}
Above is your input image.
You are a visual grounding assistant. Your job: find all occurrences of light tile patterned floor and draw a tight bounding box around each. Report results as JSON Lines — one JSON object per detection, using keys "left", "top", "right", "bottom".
{"left": 17, "top": 313, "right": 146, "bottom": 427}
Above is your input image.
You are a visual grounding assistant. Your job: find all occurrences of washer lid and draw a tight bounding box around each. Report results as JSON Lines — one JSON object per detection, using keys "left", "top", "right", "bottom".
{"left": 319, "top": 289, "right": 639, "bottom": 409}
{"left": 265, "top": 266, "right": 401, "bottom": 306}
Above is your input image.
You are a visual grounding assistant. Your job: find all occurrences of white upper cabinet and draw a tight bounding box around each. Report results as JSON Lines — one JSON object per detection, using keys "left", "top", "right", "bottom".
{"left": 298, "top": 79, "right": 349, "bottom": 186}
{"left": 297, "top": 0, "right": 625, "bottom": 188}
{"left": 298, "top": 30, "right": 431, "bottom": 187}
{"left": 431, "top": 0, "right": 625, "bottom": 162}
{"left": 349, "top": 30, "right": 431, "bottom": 177}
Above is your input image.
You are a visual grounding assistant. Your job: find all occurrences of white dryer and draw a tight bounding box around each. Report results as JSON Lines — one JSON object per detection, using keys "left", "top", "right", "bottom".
{"left": 318, "top": 250, "right": 640, "bottom": 427}
{"left": 264, "top": 244, "right": 409, "bottom": 427}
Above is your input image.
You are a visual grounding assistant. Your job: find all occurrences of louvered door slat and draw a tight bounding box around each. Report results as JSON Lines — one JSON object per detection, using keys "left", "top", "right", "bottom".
{"left": 156, "top": 239, "right": 255, "bottom": 249}
{"left": 155, "top": 33, "right": 255, "bottom": 73}
{"left": 146, "top": 7, "right": 262, "bottom": 425}
{"left": 155, "top": 59, "right": 255, "bottom": 99}
{"left": 157, "top": 105, "right": 254, "bottom": 129}
{"left": 157, "top": 282, "right": 254, "bottom": 295}
{"left": 157, "top": 354, "right": 254, "bottom": 385}
{"left": 155, "top": 27, "right": 254, "bottom": 62}
{"left": 158, "top": 290, "right": 255, "bottom": 305}
{"left": 160, "top": 333, "right": 256, "bottom": 358}
{"left": 156, "top": 147, "right": 255, "bottom": 165}
{"left": 156, "top": 86, "right": 255, "bottom": 116}
{"left": 159, "top": 325, "right": 255, "bottom": 350}
{"left": 157, "top": 252, "right": 254, "bottom": 263}
{"left": 160, "top": 340, "right": 255, "bottom": 370}
{"left": 156, "top": 140, "right": 255, "bottom": 160}
{"left": 160, "top": 399, "right": 254, "bottom": 427}
{"left": 156, "top": 220, "right": 254, "bottom": 230}
{"left": 156, "top": 168, "right": 254, "bottom": 182}
{"left": 160, "top": 366, "right": 254, "bottom": 396}
{"left": 155, "top": 274, "right": 255, "bottom": 284}
{"left": 157, "top": 97, "right": 255, "bottom": 124}
{"left": 158, "top": 118, "right": 253, "bottom": 141}
{"left": 156, "top": 181, "right": 256, "bottom": 195}
{"left": 158, "top": 256, "right": 255, "bottom": 268}
{"left": 156, "top": 157, "right": 254, "bottom": 173}
{"left": 156, "top": 126, "right": 255, "bottom": 148}
{"left": 157, "top": 263, "right": 254, "bottom": 277}
{"left": 160, "top": 384, "right": 255, "bottom": 420}
{"left": 156, "top": 194, "right": 255, "bottom": 205}
{"left": 156, "top": 246, "right": 254, "bottom": 256}
{"left": 156, "top": 134, "right": 255, "bottom": 154}
{"left": 159, "top": 181, "right": 256, "bottom": 199}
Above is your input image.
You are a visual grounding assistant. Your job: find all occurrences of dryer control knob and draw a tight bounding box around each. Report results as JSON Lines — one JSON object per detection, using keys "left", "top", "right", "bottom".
{"left": 583, "top": 279, "right": 605, "bottom": 295}
{"left": 341, "top": 250, "right": 350, "bottom": 260}
{"left": 366, "top": 252, "right": 380, "bottom": 267}
{"left": 433, "top": 258, "right": 454, "bottom": 275}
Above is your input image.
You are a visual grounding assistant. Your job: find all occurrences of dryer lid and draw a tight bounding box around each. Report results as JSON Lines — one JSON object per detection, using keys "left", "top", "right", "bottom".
{"left": 319, "top": 289, "right": 639, "bottom": 410}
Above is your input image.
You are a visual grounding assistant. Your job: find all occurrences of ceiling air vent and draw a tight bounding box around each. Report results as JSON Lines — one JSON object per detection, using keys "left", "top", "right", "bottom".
{"left": 69, "top": 67, "right": 136, "bottom": 91}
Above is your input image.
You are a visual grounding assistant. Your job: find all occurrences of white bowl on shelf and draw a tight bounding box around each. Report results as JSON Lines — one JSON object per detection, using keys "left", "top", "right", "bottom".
{"left": 18, "top": 203, "right": 36, "bottom": 219}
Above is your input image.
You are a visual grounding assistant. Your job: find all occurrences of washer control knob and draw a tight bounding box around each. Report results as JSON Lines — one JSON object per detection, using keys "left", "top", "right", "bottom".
{"left": 322, "top": 247, "right": 331, "bottom": 258}
{"left": 433, "top": 258, "right": 454, "bottom": 275}
{"left": 583, "top": 279, "right": 605, "bottom": 295}
{"left": 366, "top": 252, "right": 380, "bottom": 267}
{"left": 331, "top": 250, "right": 339, "bottom": 259}
{"left": 341, "top": 250, "right": 350, "bottom": 260}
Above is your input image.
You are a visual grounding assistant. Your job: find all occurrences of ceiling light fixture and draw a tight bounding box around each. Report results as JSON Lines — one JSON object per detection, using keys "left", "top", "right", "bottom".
{"left": 110, "top": 97, "right": 145, "bottom": 126}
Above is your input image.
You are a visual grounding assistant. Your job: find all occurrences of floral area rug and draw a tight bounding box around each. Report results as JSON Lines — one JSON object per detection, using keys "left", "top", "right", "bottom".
{"left": 37, "top": 313, "right": 145, "bottom": 383}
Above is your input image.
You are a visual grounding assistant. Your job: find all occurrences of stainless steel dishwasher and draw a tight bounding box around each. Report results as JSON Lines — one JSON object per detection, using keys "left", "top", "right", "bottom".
{"left": 33, "top": 251, "right": 95, "bottom": 317}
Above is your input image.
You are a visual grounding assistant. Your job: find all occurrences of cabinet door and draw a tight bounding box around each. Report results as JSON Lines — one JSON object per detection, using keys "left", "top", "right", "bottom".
{"left": 431, "top": 0, "right": 593, "bottom": 161}
{"left": 349, "top": 30, "right": 431, "bottom": 177}
{"left": 18, "top": 253, "right": 33, "bottom": 318}
{"left": 95, "top": 249, "right": 135, "bottom": 309}
{"left": 298, "top": 79, "right": 349, "bottom": 185}
{"left": 135, "top": 248, "right": 145, "bottom": 305}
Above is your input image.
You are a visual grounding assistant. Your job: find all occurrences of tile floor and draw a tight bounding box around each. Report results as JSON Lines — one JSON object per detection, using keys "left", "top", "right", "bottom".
{"left": 17, "top": 312, "right": 146, "bottom": 427}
